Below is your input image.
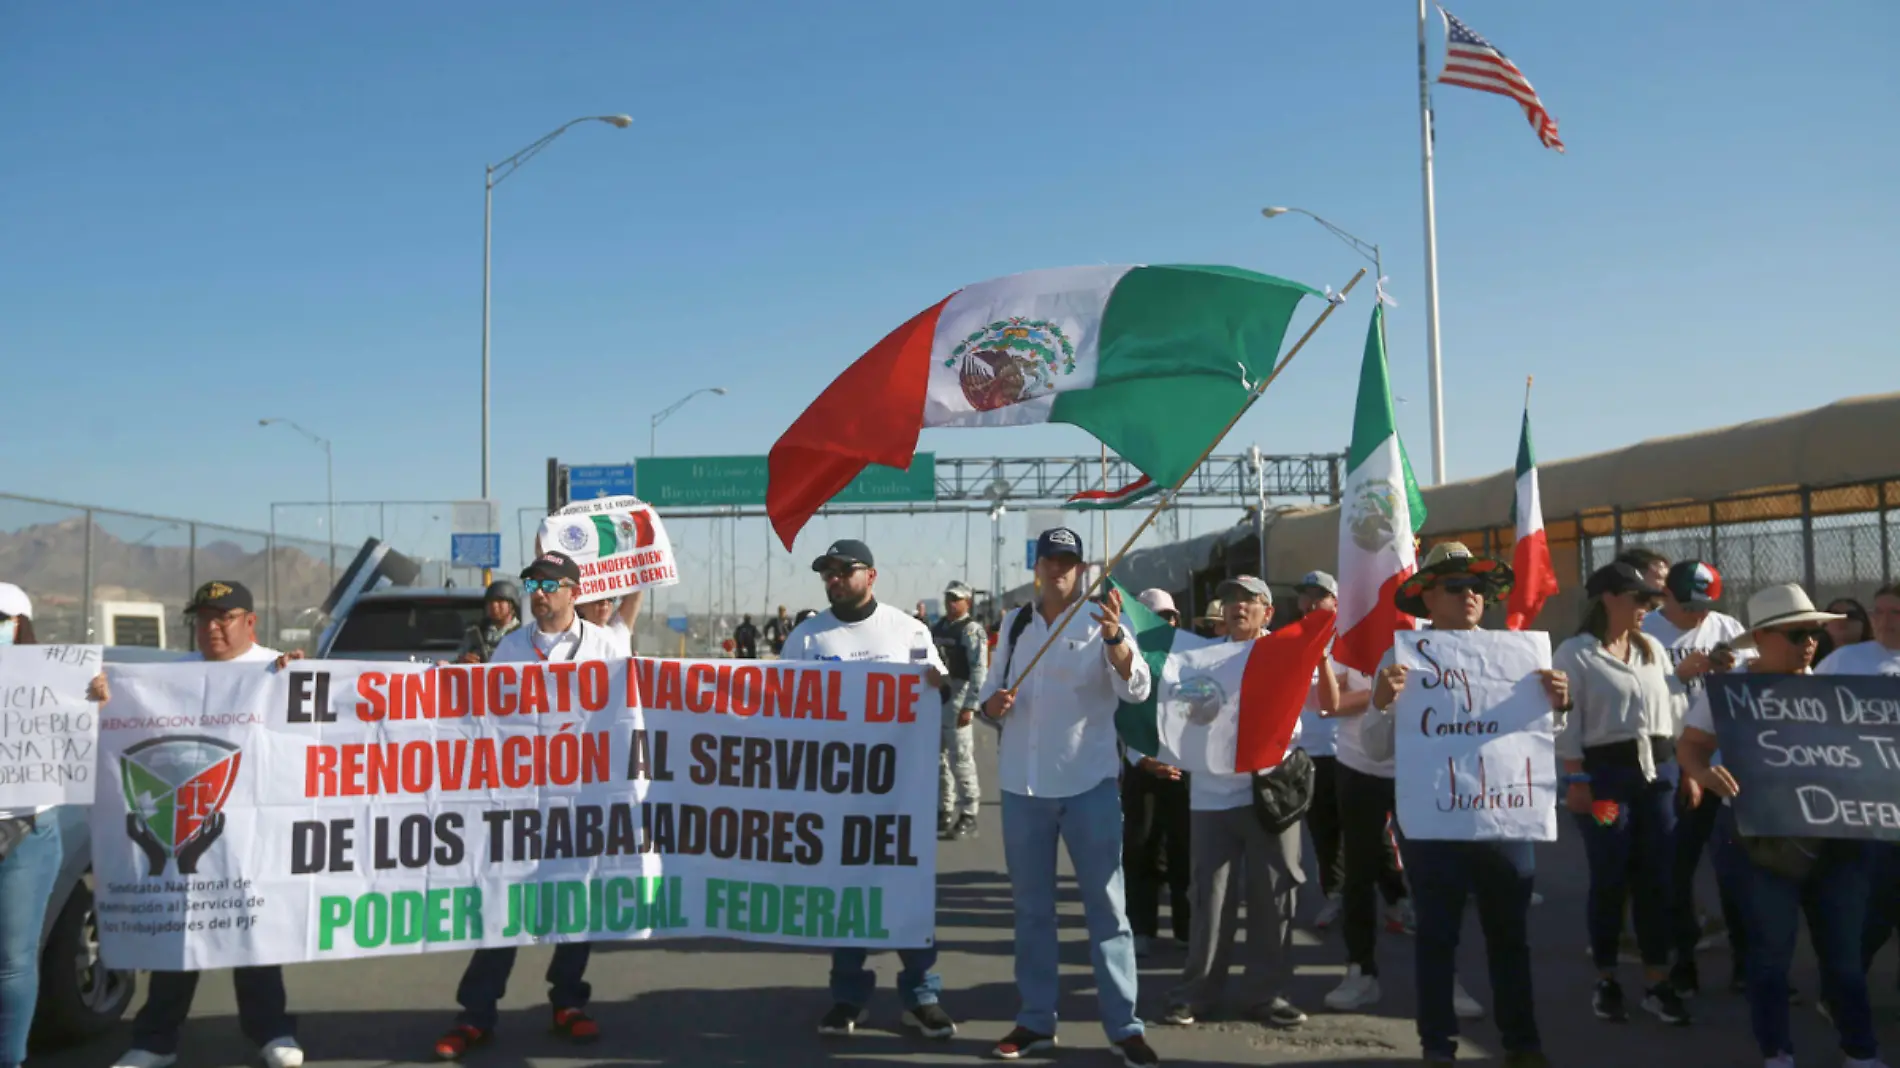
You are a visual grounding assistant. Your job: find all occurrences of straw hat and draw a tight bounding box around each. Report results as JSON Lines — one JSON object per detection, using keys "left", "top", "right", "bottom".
{"left": 1729, "top": 583, "right": 1844, "bottom": 649}
{"left": 1394, "top": 541, "right": 1513, "bottom": 618}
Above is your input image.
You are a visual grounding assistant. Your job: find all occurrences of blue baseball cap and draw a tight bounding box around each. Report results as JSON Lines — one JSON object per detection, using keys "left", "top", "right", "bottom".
{"left": 1035, "top": 527, "right": 1085, "bottom": 561}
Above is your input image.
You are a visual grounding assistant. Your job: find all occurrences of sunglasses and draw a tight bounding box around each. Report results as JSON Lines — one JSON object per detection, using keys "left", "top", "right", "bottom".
{"left": 1439, "top": 578, "right": 1487, "bottom": 594}
{"left": 818, "top": 564, "right": 868, "bottom": 581}
{"left": 522, "top": 579, "right": 573, "bottom": 595}
{"left": 1771, "top": 627, "right": 1823, "bottom": 645}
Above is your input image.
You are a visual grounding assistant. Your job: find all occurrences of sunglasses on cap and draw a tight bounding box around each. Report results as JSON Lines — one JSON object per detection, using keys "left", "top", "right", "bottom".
{"left": 1769, "top": 627, "right": 1824, "bottom": 645}
{"left": 522, "top": 579, "right": 574, "bottom": 595}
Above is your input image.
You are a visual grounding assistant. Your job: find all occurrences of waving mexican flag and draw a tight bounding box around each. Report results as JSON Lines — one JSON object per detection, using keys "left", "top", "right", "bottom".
{"left": 767, "top": 265, "right": 1319, "bottom": 547}
{"left": 1333, "top": 305, "right": 1427, "bottom": 675}
{"left": 1506, "top": 407, "right": 1558, "bottom": 629}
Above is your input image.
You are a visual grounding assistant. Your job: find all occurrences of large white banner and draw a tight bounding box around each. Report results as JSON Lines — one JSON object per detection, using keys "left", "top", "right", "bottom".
{"left": 0, "top": 644, "right": 103, "bottom": 807}
{"left": 92, "top": 657, "right": 937, "bottom": 970}
{"left": 540, "top": 496, "right": 680, "bottom": 604}
{"left": 1393, "top": 630, "right": 1557, "bottom": 842}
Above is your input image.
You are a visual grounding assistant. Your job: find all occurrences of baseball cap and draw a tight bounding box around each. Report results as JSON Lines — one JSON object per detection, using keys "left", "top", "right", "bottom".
{"left": 811, "top": 538, "right": 875, "bottom": 571}
{"left": 185, "top": 580, "right": 254, "bottom": 615}
{"left": 944, "top": 581, "right": 974, "bottom": 601}
{"left": 1137, "top": 588, "right": 1177, "bottom": 616}
{"left": 521, "top": 551, "right": 583, "bottom": 585}
{"left": 1035, "top": 527, "right": 1084, "bottom": 561}
{"left": 1585, "top": 562, "right": 1666, "bottom": 600}
{"left": 1217, "top": 575, "right": 1273, "bottom": 602}
{"left": 0, "top": 583, "right": 32, "bottom": 619}
{"left": 1295, "top": 570, "right": 1339, "bottom": 596}
{"left": 1665, "top": 561, "right": 1724, "bottom": 608}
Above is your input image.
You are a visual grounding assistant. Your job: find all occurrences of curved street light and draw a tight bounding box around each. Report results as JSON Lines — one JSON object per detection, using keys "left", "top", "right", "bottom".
{"left": 259, "top": 418, "right": 336, "bottom": 584}
{"left": 482, "top": 115, "right": 633, "bottom": 501}
{"left": 649, "top": 387, "right": 729, "bottom": 455}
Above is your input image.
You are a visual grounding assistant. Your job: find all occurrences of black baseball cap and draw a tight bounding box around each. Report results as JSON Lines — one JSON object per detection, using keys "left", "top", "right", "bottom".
{"left": 1035, "top": 526, "right": 1084, "bottom": 561}
{"left": 811, "top": 538, "right": 874, "bottom": 571}
{"left": 185, "top": 580, "right": 254, "bottom": 615}
{"left": 521, "top": 551, "right": 582, "bottom": 585}
{"left": 1585, "top": 562, "right": 1665, "bottom": 600}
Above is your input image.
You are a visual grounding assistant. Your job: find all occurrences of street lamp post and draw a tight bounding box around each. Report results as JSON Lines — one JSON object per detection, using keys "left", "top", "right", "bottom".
{"left": 259, "top": 418, "right": 335, "bottom": 585}
{"left": 649, "top": 387, "right": 729, "bottom": 456}
{"left": 482, "top": 114, "right": 633, "bottom": 502}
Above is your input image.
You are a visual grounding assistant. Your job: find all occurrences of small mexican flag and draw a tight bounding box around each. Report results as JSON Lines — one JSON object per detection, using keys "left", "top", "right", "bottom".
{"left": 1506, "top": 407, "right": 1558, "bottom": 629}
{"left": 1333, "top": 304, "right": 1427, "bottom": 675}
{"left": 1112, "top": 579, "right": 1336, "bottom": 773}
{"left": 1065, "top": 475, "right": 1159, "bottom": 511}
{"left": 767, "top": 265, "right": 1319, "bottom": 546}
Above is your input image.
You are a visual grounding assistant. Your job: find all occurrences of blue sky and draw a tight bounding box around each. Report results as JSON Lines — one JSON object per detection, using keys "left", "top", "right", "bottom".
{"left": 4, "top": 2, "right": 1896, "bottom": 613}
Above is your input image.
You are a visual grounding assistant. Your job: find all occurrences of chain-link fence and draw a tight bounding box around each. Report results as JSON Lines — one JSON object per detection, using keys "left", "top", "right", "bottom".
{"left": 1435, "top": 478, "right": 1898, "bottom": 625}
{"left": 0, "top": 492, "right": 457, "bottom": 653}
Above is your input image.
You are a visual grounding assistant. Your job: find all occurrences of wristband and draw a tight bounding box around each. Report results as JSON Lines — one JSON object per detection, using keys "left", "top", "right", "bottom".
{"left": 1561, "top": 772, "right": 1592, "bottom": 786}
{"left": 1103, "top": 632, "right": 1125, "bottom": 646}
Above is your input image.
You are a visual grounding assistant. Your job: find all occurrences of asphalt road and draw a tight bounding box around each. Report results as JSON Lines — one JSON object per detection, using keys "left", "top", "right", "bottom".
{"left": 34, "top": 730, "right": 1900, "bottom": 1068}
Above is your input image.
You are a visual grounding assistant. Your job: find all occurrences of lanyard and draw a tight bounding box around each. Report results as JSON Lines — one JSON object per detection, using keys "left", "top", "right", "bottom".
{"left": 531, "top": 621, "right": 586, "bottom": 662}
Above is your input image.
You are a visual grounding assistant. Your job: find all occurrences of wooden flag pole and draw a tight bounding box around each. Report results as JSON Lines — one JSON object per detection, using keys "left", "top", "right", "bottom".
{"left": 1000, "top": 267, "right": 1368, "bottom": 694}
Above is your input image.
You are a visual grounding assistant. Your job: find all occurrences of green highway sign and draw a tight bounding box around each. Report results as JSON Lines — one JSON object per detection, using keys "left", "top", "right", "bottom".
{"left": 635, "top": 453, "right": 936, "bottom": 508}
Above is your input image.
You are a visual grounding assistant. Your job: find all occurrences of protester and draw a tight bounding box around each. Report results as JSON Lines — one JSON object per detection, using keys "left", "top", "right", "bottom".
{"left": 455, "top": 580, "right": 522, "bottom": 663}
{"left": 433, "top": 552, "right": 621, "bottom": 1060}
{"left": 1641, "top": 561, "right": 1749, "bottom": 997}
{"left": 1292, "top": 571, "right": 1346, "bottom": 928}
{"left": 1815, "top": 597, "right": 1872, "bottom": 665}
{"left": 1553, "top": 563, "right": 1691, "bottom": 1026}
{"left": 777, "top": 539, "right": 959, "bottom": 1039}
{"left": 1359, "top": 543, "right": 1564, "bottom": 1067}
{"left": 575, "top": 594, "right": 637, "bottom": 658}
{"left": 1125, "top": 588, "right": 1191, "bottom": 956}
{"left": 763, "top": 604, "right": 792, "bottom": 656}
{"left": 1161, "top": 576, "right": 1332, "bottom": 1031}
{"left": 1196, "top": 599, "right": 1226, "bottom": 639}
{"left": 734, "top": 613, "right": 760, "bottom": 658}
{"left": 1679, "top": 584, "right": 1885, "bottom": 1068}
{"left": 932, "top": 582, "right": 987, "bottom": 841}
{"left": 0, "top": 583, "right": 106, "bottom": 1068}
{"left": 978, "top": 527, "right": 1159, "bottom": 1066}
{"left": 1616, "top": 547, "right": 1670, "bottom": 593}
{"left": 115, "top": 581, "right": 304, "bottom": 1068}
{"left": 1817, "top": 584, "right": 1900, "bottom": 676}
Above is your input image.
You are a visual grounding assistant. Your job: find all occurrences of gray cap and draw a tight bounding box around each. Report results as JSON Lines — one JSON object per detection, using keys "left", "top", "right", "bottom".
{"left": 1217, "top": 575, "right": 1273, "bottom": 602}
{"left": 1295, "top": 570, "right": 1339, "bottom": 596}
{"left": 944, "top": 581, "right": 974, "bottom": 601}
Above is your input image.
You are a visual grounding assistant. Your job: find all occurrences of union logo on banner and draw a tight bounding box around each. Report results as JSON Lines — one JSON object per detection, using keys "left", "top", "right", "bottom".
{"left": 118, "top": 735, "right": 243, "bottom": 876}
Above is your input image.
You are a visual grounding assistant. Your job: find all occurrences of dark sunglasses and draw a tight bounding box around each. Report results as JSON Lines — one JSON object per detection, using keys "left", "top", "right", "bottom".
{"left": 818, "top": 564, "right": 868, "bottom": 580}
{"left": 1440, "top": 577, "right": 1486, "bottom": 594}
{"left": 1772, "top": 627, "right": 1823, "bottom": 645}
{"left": 522, "top": 579, "right": 573, "bottom": 595}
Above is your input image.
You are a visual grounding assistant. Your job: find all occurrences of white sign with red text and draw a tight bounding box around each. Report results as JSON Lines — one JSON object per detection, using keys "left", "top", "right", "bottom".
{"left": 540, "top": 496, "right": 680, "bottom": 603}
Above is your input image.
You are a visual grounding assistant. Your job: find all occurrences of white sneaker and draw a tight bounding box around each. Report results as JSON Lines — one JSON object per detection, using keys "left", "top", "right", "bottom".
{"left": 1324, "top": 965, "right": 1382, "bottom": 1011}
{"left": 112, "top": 1052, "right": 177, "bottom": 1068}
{"left": 261, "top": 1037, "right": 304, "bottom": 1068}
{"left": 1314, "top": 893, "right": 1343, "bottom": 929}
{"left": 1452, "top": 978, "right": 1484, "bottom": 1020}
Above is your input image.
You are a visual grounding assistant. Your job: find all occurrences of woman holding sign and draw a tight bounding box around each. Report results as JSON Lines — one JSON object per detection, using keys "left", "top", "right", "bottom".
{"left": 1679, "top": 584, "right": 1885, "bottom": 1068}
{"left": 1551, "top": 563, "right": 1693, "bottom": 1028}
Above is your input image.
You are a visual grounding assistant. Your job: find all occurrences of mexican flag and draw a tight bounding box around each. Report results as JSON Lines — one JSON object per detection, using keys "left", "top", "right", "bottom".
{"left": 767, "top": 265, "right": 1318, "bottom": 546}
{"left": 1333, "top": 305, "right": 1427, "bottom": 675}
{"left": 1065, "top": 475, "right": 1158, "bottom": 511}
{"left": 1112, "top": 578, "right": 1336, "bottom": 773}
{"left": 1506, "top": 408, "right": 1558, "bottom": 629}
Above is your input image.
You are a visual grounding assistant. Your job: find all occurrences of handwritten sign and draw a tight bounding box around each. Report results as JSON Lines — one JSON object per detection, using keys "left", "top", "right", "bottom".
{"left": 0, "top": 644, "right": 103, "bottom": 807}
{"left": 540, "top": 496, "right": 682, "bottom": 604}
{"left": 1707, "top": 674, "right": 1900, "bottom": 840}
{"left": 1394, "top": 630, "right": 1556, "bottom": 841}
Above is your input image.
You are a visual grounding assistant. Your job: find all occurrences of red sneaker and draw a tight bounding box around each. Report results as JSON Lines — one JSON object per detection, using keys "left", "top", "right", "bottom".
{"left": 549, "top": 1008, "right": 599, "bottom": 1044}
{"left": 989, "top": 1026, "right": 1056, "bottom": 1059}
{"left": 433, "top": 1024, "right": 491, "bottom": 1061}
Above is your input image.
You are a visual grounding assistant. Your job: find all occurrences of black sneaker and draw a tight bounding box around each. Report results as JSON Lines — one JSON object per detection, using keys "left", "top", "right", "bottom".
{"left": 1114, "top": 1033, "right": 1162, "bottom": 1067}
{"left": 937, "top": 812, "right": 956, "bottom": 839}
{"left": 950, "top": 813, "right": 979, "bottom": 840}
{"left": 1159, "top": 1003, "right": 1195, "bottom": 1026}
{"left": 1593, "top": 978, "right": 1628, "bottom": 1022}
{"left": 900, "top": 1003, "right": 957, "bottom": 1039}
{"left": 817, "top": 1003, "right": 867, "bottom": 1035}
{"left": 990, "top": 1027, "right": 1057, "bottom": 1059}
{"left": 1641, "top": 982, "right": 1691, "bottom": 1026}
{"left": 1262, "top": 997, "right": 1308, "bottom": 1029}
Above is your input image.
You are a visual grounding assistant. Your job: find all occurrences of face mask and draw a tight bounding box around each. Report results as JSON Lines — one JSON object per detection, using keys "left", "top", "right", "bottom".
{"left": 0, "top": 619, "right": 15, "bottom": 645}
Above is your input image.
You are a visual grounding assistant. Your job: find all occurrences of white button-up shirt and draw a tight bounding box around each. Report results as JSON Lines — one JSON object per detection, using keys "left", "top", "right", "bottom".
{"left": 978, "top": 601, "right": 1151, "bottom": 799}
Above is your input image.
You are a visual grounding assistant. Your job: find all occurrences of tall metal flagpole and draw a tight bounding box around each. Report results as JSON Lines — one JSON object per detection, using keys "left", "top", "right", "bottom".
{"left": 1418, "top": 0, "right": 1448, "bottom": 486}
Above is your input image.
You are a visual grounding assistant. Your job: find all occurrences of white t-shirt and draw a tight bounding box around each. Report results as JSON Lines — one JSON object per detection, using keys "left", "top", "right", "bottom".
{"left": 183, "top": 643, "right": 281, "bottom": 664}
{"left": 1816, "top": 641, "right": 1900, "bottom": 677}
{"left": 492, "top": 618, "right": 622, "bottom": 664}
{"left": 1331, "top": 667, "right": 1391, "bottom": 777}
{"left": 602, "top": 618, "right": 634, "bottom": 659}
{"left": 782, "top": 603, "right": 947, "bottom": 673}
{"left": 1642, "top": 610, "right": 1751, "bottom": 734}
{"left": 1296, "top": 668, "right": 1337, "bottom": 759}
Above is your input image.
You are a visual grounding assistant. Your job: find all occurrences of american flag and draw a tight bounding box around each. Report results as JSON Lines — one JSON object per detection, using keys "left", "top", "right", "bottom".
{"left": 1437, "top": 7, "right": 1564, "bottom": 152}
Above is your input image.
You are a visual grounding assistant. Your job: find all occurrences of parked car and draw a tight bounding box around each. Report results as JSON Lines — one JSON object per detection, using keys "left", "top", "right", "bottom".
{"left": 316, "top": 587, "right": 492, "bottom": 663}
{"left": 33, "top": 645, "right": 184, "bottom": 1048}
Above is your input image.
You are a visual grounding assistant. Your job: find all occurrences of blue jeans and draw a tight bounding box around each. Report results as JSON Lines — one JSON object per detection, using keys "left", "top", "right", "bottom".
{"left": 455, "top": 944, "right": 591, "bottom": 1030}
{"left": 1671, "top": 789, "right": 1748, "bottom": 975}
{"left": 0, "top": 817, "right": 62, "bottom": 1068}
{"left": 829, "top": 947, "right": 941, "bottom": 1009}
{"left": 1572, "top": 757, "right": 1677, "bottom": 970}
{"left": 1001, "top": 777, "right": 1142, "bottom": 1041}
{"left": 1714, "top": 808, "right": 1879, "bottom": 1061}
{"left": 1406, "top": 838, "right": 1541, "bottom": 1059}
